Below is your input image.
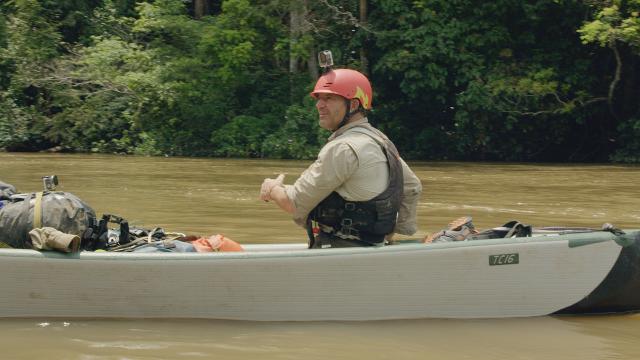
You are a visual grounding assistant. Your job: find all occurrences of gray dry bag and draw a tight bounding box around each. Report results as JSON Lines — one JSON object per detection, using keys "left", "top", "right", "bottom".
{"left": 0, "top": 183, "right": 96, "bottom": 249}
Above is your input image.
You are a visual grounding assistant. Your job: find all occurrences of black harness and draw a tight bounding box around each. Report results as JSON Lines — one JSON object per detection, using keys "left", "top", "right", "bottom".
{"left": 307, "top": 127, "right": 403, "bottom": 248}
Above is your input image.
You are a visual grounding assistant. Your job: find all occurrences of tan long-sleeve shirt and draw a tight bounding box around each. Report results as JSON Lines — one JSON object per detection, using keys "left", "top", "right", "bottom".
{"left": 284, "top": 118, "right": 422, "bottom": 235}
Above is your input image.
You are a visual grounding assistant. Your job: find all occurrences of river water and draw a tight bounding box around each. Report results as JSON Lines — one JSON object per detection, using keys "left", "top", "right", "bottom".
{"left": 1, "top": 152, "right": 639, "bottom": 359}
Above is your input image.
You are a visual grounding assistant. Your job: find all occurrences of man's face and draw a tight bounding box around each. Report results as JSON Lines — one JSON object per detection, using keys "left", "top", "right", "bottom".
{"left": 315, "top": 93, "right": 347, "bottom": 131}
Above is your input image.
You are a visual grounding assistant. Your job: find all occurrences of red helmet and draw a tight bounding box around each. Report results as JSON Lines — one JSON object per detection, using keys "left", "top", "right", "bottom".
{"left": 311, "top": 69, "right": 373, "bottom": 110}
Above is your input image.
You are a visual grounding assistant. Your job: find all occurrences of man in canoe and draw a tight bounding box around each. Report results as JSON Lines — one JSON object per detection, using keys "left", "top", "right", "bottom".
{"left": 260, "top": 67, "right": 422, "bottom": 248}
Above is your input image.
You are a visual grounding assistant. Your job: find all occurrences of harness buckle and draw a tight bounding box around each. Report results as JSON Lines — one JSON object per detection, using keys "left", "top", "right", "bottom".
{"left": 338, "top": 218, "right": 360, "bottom": 239}
{"left": 345, "top": 202, "right": 356, "bottom": 211}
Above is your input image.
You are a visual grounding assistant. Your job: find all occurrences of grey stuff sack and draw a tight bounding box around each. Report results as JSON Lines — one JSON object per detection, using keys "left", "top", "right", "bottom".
{"left": 0, "top": 181, "right": 17, "bottom": 201}
{"left": 0, "top": 191, "right": 96, "bottom": 249}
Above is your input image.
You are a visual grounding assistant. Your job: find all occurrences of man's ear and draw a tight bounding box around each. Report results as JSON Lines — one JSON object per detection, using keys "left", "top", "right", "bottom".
{"left": 349, "top": 99, "right": 361, "bottom": 113}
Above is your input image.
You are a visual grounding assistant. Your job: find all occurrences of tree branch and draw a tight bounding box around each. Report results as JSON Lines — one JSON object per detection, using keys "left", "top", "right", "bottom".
{"left": 608, "top": 41, "right": 622, "bottom": 119}
{"left": 316, "top": 0, "right": 376, "bottom": 33}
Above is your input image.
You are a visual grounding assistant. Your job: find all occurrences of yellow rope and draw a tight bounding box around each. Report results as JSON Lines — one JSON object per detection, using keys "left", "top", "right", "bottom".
{"left": 33, "top": 192, "right": 43, "bottom": 229}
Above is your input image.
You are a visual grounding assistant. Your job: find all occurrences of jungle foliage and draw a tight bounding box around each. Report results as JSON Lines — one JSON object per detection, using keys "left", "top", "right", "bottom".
{"left": 0, "top": 0, "right": 639, "bottom": 162}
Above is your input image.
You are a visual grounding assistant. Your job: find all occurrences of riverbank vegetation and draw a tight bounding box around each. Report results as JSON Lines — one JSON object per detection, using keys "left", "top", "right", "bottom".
{"left": 1, "top": 0, "right": 639, "bottom": 162}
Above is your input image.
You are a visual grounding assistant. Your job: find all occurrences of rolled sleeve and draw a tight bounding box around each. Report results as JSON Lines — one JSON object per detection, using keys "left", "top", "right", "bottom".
{"left": 393, "top": 159, "right": 422, "bottom": 235}
{"left": 286, "top": 142, "right": 359, "bottom": 227}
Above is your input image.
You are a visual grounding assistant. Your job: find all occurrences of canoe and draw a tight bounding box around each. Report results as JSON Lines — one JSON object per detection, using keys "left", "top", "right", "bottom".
{"left": 1, "top": 229, "right": 639, "bottom": 321}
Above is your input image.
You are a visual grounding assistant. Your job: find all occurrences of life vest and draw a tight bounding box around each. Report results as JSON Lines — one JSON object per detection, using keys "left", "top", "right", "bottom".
{"left": 307, "top": 127, "right": 403, "bottom": 246}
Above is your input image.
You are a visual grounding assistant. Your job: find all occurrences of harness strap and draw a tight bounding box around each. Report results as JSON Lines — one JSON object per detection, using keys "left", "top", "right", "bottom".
{"left": 33, "top": 192, "right": 44, "bottom": 229}
{"left": 347, "top": 127, "right": 387, "bottom": 148}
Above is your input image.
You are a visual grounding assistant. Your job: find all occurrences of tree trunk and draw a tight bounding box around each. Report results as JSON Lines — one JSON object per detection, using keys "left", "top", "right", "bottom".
{"left": 194, "top": 0, "right": 210, "bottom": 19}
{"left": 308, "top": 47, "right": 318, "bottom": 79}
{"left": 289, "top": 0, "right": 304, "bottom": 74}
{"left": 359, "top": 0, "right": 368, "bottom": 75}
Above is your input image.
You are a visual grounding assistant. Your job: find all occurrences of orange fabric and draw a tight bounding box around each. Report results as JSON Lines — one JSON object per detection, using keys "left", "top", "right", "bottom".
{"left": 191, "top": 234, "right": 243, "bottom": 252}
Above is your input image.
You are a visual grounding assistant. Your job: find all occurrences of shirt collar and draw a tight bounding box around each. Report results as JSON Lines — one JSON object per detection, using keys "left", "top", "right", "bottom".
{"left": 328, "top": 118, "right": 369, "bottom": 142}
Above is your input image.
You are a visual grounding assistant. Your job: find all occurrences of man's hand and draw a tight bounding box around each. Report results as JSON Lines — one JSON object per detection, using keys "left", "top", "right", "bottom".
{"left": 260, "top": 174, "right": 285, "bottom": 202}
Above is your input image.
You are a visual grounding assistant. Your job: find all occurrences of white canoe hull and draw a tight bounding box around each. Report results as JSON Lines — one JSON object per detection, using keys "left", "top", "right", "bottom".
{"left": 0, "top": 231, "right": 638, "bottom": 321}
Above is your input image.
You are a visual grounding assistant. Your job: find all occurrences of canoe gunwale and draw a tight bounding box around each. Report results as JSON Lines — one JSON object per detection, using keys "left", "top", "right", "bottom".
{"left": 0, "top": 230, "right": 627, "bottom": 261}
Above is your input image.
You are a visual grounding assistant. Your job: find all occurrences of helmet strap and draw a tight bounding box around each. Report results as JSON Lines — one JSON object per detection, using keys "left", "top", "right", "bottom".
{"left": 336, "top": 99, "right": 360, "bottom": 131}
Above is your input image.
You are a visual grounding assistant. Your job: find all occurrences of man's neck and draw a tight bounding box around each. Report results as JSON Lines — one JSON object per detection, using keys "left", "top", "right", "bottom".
{"left": 346, "top": 112, "right": 365, "bottom": 124}
{"left": 332, "top": 112, "right": 364, "bottom": 132}
{"left": 328, "top": 116, "right": 369, "bottom": 141}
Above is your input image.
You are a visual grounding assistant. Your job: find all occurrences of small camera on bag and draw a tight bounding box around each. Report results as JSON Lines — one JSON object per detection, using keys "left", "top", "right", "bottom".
{"left": 42, "top": 175, "right": 58, "bottom": 192}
